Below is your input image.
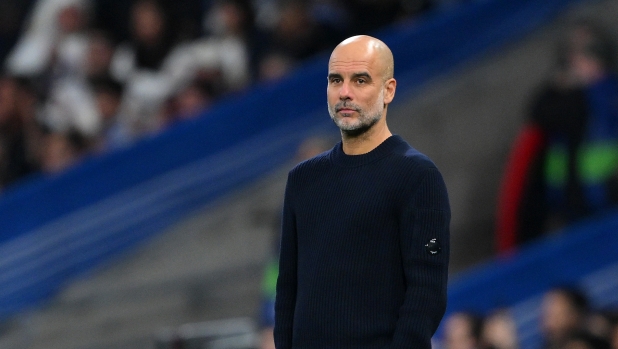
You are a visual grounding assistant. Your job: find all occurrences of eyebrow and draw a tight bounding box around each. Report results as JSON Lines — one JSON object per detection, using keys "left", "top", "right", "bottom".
{"left": 327, "top": 73, "right": 342, "bottom": 80}
{"left": 327, "top": 72, "right": 373, "bottom": 80}
{"left": 352, "top": 72, "right": 372, "bottom": 80}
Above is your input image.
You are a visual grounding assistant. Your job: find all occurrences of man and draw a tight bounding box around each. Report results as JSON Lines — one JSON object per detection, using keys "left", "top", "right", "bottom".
{"left": 541, "top": 287, "right": 589, "bottom": 349}
{"left": 443, "top": 312, "right": 484, "bottom": 349}
{"left": 274, "top": 35, "right": 450, "bottom": 349}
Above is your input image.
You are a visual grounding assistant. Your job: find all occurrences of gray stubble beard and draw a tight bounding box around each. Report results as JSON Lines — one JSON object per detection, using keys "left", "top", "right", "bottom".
{"left": 328, "top": 89, "right": 385, "bottom": 138}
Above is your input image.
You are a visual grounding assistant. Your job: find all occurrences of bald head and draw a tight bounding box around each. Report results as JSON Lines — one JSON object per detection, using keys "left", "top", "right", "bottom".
{"left": 327, "top": 35, "right": 397, "bottom": 145}
{"left": 330, "top": 35, "right": 394, "bottom": 82}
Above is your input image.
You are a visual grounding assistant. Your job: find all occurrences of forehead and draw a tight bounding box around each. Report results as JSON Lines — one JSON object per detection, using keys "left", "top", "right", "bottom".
{"left": 329, "top": 60, "right": 372, "bottom": 75}
{"left": 328, "top": 47, "right": 380, "bottom": 75}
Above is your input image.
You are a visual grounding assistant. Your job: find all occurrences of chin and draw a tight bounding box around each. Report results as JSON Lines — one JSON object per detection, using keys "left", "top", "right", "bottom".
{"left": 341, "top": 124, "right": 373, "bottom": 137}
{"left": 337, "top": 120, "right": 361, "bottom": 131}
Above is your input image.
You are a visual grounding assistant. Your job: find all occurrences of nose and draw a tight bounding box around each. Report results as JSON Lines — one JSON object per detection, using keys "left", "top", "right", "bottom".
{"left": 339, "top": 81, "right": 352, "bottom": 100}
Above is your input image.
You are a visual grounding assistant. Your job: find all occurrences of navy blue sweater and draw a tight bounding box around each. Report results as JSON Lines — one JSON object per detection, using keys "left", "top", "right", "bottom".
{"left": 274, "top": 135, "right": 450, "bottom": 349}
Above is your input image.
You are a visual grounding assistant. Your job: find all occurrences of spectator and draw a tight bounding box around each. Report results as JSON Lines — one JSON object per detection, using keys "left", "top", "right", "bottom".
{"left": 110, "top": 0, "right": 180, "bottom": 139}
{"left": 480, "top": 309, "right": 519, "bottom": 349}
{"left": 586, "top": 309, "right": 618, "bottom": 341}
{"left": 39, "top": 129, "right": 91, "bottom": 173}
{"left": 111, "top": 0, "right": 175, "bottom": 77}
{"left": 257, "top": 51, "right": 294, "bottom": 82}
{"left": 41, "top": 74, "right": 101, "bottom": 137}
{"left": 90, "top": 77, "right": 131, "bottom": 151}
{"left": 0, "top": 75, "right": 40, "bottom": 189}
{"left": 172, "top": 79, "right": 215, "bottom": 119}
{"left": 155, "top": 77, "right": 216, "bottom": 131}
{"left": 194, "top": 0, "right": 253, "bottom": 92}
{"left": 541, "top": 286, "right": 590, "bottom": 349}
{"left": 83, "top": 30, "right": 116, "bottom": 80}
{"left": 495, "top": 20, "right": 618, "bottom": 252}
{"left": 442, "top": 311, "right": 484, "bottom": 349}
{"left": 254, "top": 0, "right": 377, "bottom": 82}
{"left": 563, "top": 332, "right": 611, "bottom": 349}
{"left": 91, "top": 0, "right": 203, "bottom": 46}
{"left": 260, "top": 0, "right": 329, "bottom": 68}
{"left": 4, "top": 0, "right": 91, "bottom": 78}
{"left": 40, "top": 28, "right": 119, "bottom": 139}
{"left": 544, "top": 20, "right": 618, "bottom": 224}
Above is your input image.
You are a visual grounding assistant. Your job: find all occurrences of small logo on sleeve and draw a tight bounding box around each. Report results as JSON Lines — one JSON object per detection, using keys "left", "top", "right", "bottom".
{"left": 425, "top": 238, "right": 441, "bottom": 255}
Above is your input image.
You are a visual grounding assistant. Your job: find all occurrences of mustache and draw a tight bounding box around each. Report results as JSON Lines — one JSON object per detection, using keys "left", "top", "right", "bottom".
{"left": 334, "top": 101, "right": 360, "bottom": 112}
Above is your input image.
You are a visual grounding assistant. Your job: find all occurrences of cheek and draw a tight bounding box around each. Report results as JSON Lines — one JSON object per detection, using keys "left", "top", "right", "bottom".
{"left": 365, "top": 92, "right": 383, "bottom": 109}
{"left": 327, "top": 87, "right": 339, "bottom": 103}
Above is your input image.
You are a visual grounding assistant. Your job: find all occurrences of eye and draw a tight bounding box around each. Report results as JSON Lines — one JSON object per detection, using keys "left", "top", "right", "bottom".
{"left": 330, "top": 77, "right": 341, "bottom": 84}
{"left": 357, "top": 78, "right": 366, "bottom": 84}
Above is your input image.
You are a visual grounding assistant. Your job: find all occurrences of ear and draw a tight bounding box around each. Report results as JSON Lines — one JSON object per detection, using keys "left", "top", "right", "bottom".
{"left": 383, "top": 78, "right": 397, "bottom": 104}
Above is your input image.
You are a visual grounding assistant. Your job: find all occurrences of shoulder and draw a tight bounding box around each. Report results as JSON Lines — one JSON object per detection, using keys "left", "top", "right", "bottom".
{"left": 389, "top": 138, "right": 441, "bottom": 178}
{"left": 387, "top": 138, "right": 449, "bottom": 208}
{"left": 288, "top": 148, "right": 333, "bottom": 178}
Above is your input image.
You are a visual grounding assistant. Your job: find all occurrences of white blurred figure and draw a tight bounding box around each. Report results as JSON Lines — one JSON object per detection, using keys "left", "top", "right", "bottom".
{"left": 40, "top": 29, "right": 118, "bottom": 139}
{"left": 109, "top": 0, "right": 177, "bottom": 137}
{"left": 42, "top": 77, "right": 100, "bottom": 137}
{"left": 5, "top": 0, "right": 91, "bottom": 78}
{"left": 110, "top": 0, "right": 250, "bottom": 139}
{"left": 195, "top": 0, "right": 252, "bottom": 91}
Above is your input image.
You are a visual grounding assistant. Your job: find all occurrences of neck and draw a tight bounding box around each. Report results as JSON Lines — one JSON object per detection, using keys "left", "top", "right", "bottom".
{"left": 341, "top": 118, "right": 392, "bottom": 155}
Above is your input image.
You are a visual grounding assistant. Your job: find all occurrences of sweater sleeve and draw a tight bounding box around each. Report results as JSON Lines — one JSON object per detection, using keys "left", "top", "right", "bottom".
{"left": 274, "top": 173, "right": 298, "bottom": 349}
{"left": 391, "top": 167, "right": 450, "bottom": 349}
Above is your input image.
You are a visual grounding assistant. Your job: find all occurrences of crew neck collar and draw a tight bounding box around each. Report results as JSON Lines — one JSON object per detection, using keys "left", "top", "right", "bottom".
{"left": 331, "top": 135, "right": 405, "bottom": 167}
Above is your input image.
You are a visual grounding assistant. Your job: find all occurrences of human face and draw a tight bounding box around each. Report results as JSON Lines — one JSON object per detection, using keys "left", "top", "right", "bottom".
{"left": 327, "top": 81, "right": 384, "bottom": 136}
{"left": 444, "top": 313, "right": 477, "bottom": 349}
{"left": 541, "top": 291, "right": 580, "bottom": 342}
{"left": 132, "top": 1, "right": 165, "bottom": 44}
{"left": 327, "top": 49, "right": 388, "bottom": 136}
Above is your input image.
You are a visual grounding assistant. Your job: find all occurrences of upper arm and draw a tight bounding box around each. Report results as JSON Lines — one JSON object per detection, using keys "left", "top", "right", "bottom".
{"left": 391, "top": 167, "right": 450, "bottom": 348}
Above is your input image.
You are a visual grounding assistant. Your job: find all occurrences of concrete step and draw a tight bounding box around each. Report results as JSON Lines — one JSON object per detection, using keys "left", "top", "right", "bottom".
{"left": 0, "top": 264, "right": 263, "bottom": 349}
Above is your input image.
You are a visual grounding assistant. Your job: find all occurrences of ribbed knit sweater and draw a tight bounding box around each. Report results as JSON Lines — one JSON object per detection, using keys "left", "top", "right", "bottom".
{"left": 274, "top": 135, "right": 450, "bottom": 349}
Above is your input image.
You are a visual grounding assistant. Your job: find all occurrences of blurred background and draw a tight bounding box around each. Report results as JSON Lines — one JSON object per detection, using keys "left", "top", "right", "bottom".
{"left": 1, "top": 0, "right": 618, "bottom": 348}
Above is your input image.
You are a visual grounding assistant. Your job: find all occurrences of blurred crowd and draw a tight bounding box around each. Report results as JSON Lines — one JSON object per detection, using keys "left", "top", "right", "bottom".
{"left": 483, "top": 16, "right": 618, "bottom": 349}
{"left": 496, "top": 19, "right": 618, "bottom": 251}
{"left": 439, "top": 286, "right": 618, "bottom": 349}
{"left": 0, "top": 0, "right": 438, "bottom": 192}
